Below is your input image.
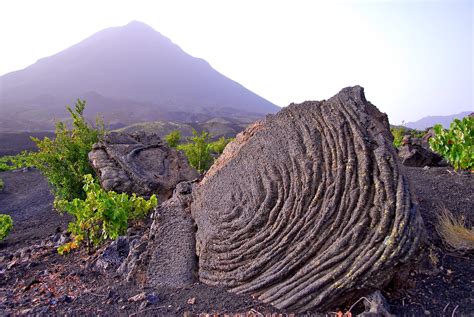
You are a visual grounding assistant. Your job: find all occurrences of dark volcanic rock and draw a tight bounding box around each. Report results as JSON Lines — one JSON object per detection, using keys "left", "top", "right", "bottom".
{"left": 95, "top": 236, "right": 132, "bottom": 272}
{"left": 119, "top": 181, "right": 197, "bottom": 287}
{"left": 398, "top": 134, "right": 444, "bottom": 167}
{"left": 398, "top": 143, "right": 444, "bottom": 167}
{"left": 88, "top": 131, "right": 199, "bottom": 200}
{"left": 190, "top": 86, "right": 425, "bottom": 312}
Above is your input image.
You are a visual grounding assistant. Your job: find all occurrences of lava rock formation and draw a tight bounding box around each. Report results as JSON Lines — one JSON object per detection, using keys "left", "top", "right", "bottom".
{"left": 190, "top": 86, "right": 425, "bottom": 311}
{"left": 88, "top": 131, "right": 199, "bottom": 200}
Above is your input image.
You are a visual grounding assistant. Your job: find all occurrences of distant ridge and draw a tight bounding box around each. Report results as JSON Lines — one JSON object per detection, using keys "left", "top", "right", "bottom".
{"left": 0, "top": 21, "right": 279, "bottom": 132}
{"left": 405, "top": 111, "right": 472, "bottom": 130}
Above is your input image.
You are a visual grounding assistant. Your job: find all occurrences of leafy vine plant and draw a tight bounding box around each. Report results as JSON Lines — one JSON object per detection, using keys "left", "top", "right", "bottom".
{"left": 429, "top": 116, "right": 473, "bottom": 171}
{"left": 57, "top": 174, "right": 157, "bottom": 254}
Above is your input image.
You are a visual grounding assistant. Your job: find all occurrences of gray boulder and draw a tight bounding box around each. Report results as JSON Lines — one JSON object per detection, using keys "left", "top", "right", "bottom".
{"left": 88, "top": 131, "right": 199, "bottom": 200}
{"left": 117, "top": 86, "right": 425, "bottom": 312}
{"left": 398, "top": 134, "right": 445, "bottom": 167}
{"left": 190, "top": 86, "right": 425, "bottom": 312}
{"left": 118, "top": 181, "right": 197, "bottom": 287}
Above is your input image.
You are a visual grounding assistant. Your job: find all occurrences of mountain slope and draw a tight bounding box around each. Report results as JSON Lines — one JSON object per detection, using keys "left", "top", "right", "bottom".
{"left": 405, "top": 111, "right": 472, "bottom": 129}
{"left": 0, "top": 21, "right": 278, "bottom": 132}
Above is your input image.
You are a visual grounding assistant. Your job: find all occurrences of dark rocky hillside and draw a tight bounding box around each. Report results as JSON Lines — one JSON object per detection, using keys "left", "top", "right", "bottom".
{"left": 115, "top": 117, "right": 251, "bottom": 140}
{"left": 0, "top": 21, "right": 278, "bottom": 132}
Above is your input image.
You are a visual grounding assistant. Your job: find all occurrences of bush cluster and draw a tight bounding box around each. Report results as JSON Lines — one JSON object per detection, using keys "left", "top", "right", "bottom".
{"left": 177, "top": 130, "right": 214, "bottom": 173}
{"left": 165, "top": 129, "right": 233, "bottom": 173}
{"left": 28, "top": 99, "right": 157, "bottom": 254}
{"left": 0, "top": 151, "right": 34, "bottom": 172}
{"left": 31, "top": 100, "right": 105, "bottom": 203}
{"left": 429, "top": 116, "right": 473, "bottom": 170}
{"left": 164, "top": 130, "right": 181, "bottom": 148}
{"left": 0, "top": 214, "right": 13, "bottom": 241}
{"left": 57, "top": 175, "right": 157, "bottom": 254}
{"left": 390, "top": 126, "right": 425, "bottom": 148}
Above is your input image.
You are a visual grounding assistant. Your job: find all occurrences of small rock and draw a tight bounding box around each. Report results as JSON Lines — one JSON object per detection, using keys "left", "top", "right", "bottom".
{"left": 128, "top": 292, "right": 146, "bottom": 302}
{"left": 107, "top": 289, "right": 117, "bottom": 299}
{"left": 60, "top": 295, "right": 73, "bottom": 303}
{"left": 358, "top": 290, "right": 393, "bottom": 317}
{"left": 7, "top": 260, "right": 17, "bottom": 269}
{"left": 139, "top": 301, "right": 148, "bottom": 310}
{"left": 26, "top": 261, "right": 39, "bottom": 269}
{"left": 57, "top": 234, "right": 68, "bottom": 246}
{"left": 398, "top": 143, "right": 443, "bottom": 167}
{"left": 187, "top": 297, "right": 196, "bottom": 305}
{"left": 95, "top": 236, "right": 130, "bottom": 272}
{"left": 146, "top": 292, "right": 159, "bottom": 305}
{"left": 23, "top": 277, "right": 39, "bottom": 291}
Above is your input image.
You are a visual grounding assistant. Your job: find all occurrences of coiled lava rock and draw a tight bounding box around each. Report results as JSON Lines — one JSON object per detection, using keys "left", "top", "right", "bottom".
{"left": 89, "top": 131, "right": 199, "bottom": 200}
{"left": 191, "top": 86, "right": 425, "bottom": 312}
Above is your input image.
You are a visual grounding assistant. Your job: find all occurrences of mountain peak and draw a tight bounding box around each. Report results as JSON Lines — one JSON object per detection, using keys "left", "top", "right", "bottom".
{"left": 0, "top": 22, "right": 279, "bottom": 132}
{"left": 123, "top": 20, "right": 155, "bottom": 31}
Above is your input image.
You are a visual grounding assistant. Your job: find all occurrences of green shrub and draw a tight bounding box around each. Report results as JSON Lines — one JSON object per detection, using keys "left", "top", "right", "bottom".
{"left": 31, "top": 99, "right": 105, "bottom": 204}
{"left": 0, "top": 178, "right": 3, "bottom": 191}
{"left": 177, "top": 129, "right": 213, "bottom": 173}
{"left": 209, "top": 136, "right": 233, "bottom": 154}
{"left": 164, "top": 130, "right": 181, "bottom": 148}
{"left": 429, "top": 116, "right": 473, "bottom": 170}
{"left": 56, "top": 174, "right": 157, "bottom": 254}
{"left": 0, "top": 214, "right": 13, "bottom": 241}
{"left": 0, "top": 151, "right": 34, "bottom": 171}
{"left": 390, "top": 126, "right": 425, "bottom": 148}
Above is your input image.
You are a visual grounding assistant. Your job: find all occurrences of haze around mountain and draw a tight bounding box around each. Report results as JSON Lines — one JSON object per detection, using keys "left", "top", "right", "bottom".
{"left": 0, "top": 21, "right": 278, "bottom": 132}
{"left": 405, "top": 111, "right": 472, "bottom": 130}
{"left": 1, "top": 1, "right": 471, "bottom": 126}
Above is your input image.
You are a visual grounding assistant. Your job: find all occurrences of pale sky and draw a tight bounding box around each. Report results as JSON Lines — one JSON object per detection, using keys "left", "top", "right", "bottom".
{"left": 0, "top": 0, "right": 472, "bottom": 124}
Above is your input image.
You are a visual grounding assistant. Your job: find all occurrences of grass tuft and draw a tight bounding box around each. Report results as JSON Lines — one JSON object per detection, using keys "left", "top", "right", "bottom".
{"left": 436, "top": 208, "right": 474, "bottom": 251}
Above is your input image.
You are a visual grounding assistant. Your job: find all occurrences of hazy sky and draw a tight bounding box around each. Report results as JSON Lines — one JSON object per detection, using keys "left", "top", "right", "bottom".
{"left": 0, "top": 0, "right": 472, "bottom": 123}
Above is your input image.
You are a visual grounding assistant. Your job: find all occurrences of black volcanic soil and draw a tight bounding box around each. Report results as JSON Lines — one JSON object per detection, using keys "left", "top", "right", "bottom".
{"left": 0, "top": 167, "right": 472, "bottom": 316}
{"left": 386, "top": 167, "right": 474, "bottom": 316}
{"left": 0, "top": 169, "right": 71, "bottom": 250}
{"left": 0, "top": 132, "right": 54, "bottom": 156}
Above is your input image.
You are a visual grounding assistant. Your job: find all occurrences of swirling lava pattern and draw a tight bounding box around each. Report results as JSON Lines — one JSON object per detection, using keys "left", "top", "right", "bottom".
{"left": 191, "top": 86, "right": 424, "bottom": 312}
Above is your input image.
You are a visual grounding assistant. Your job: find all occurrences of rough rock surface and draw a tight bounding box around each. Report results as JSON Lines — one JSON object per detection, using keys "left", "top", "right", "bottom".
{"left": 88, "top": 132, "right": 199, "bottom": 200}
{"left": 398, "top": 135, "right": 444, "bottom": 167}
{"left": 190, "top": 86, "right": 425, "bottom": 312}
{"left": 398, "top": 143, "right": 444, "bottom": 167}
{"left": 95, "top": 236, "right": 133, "bottom": 272}
{"left": 119, "top": 182, "right": 198, "bottom": 287}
